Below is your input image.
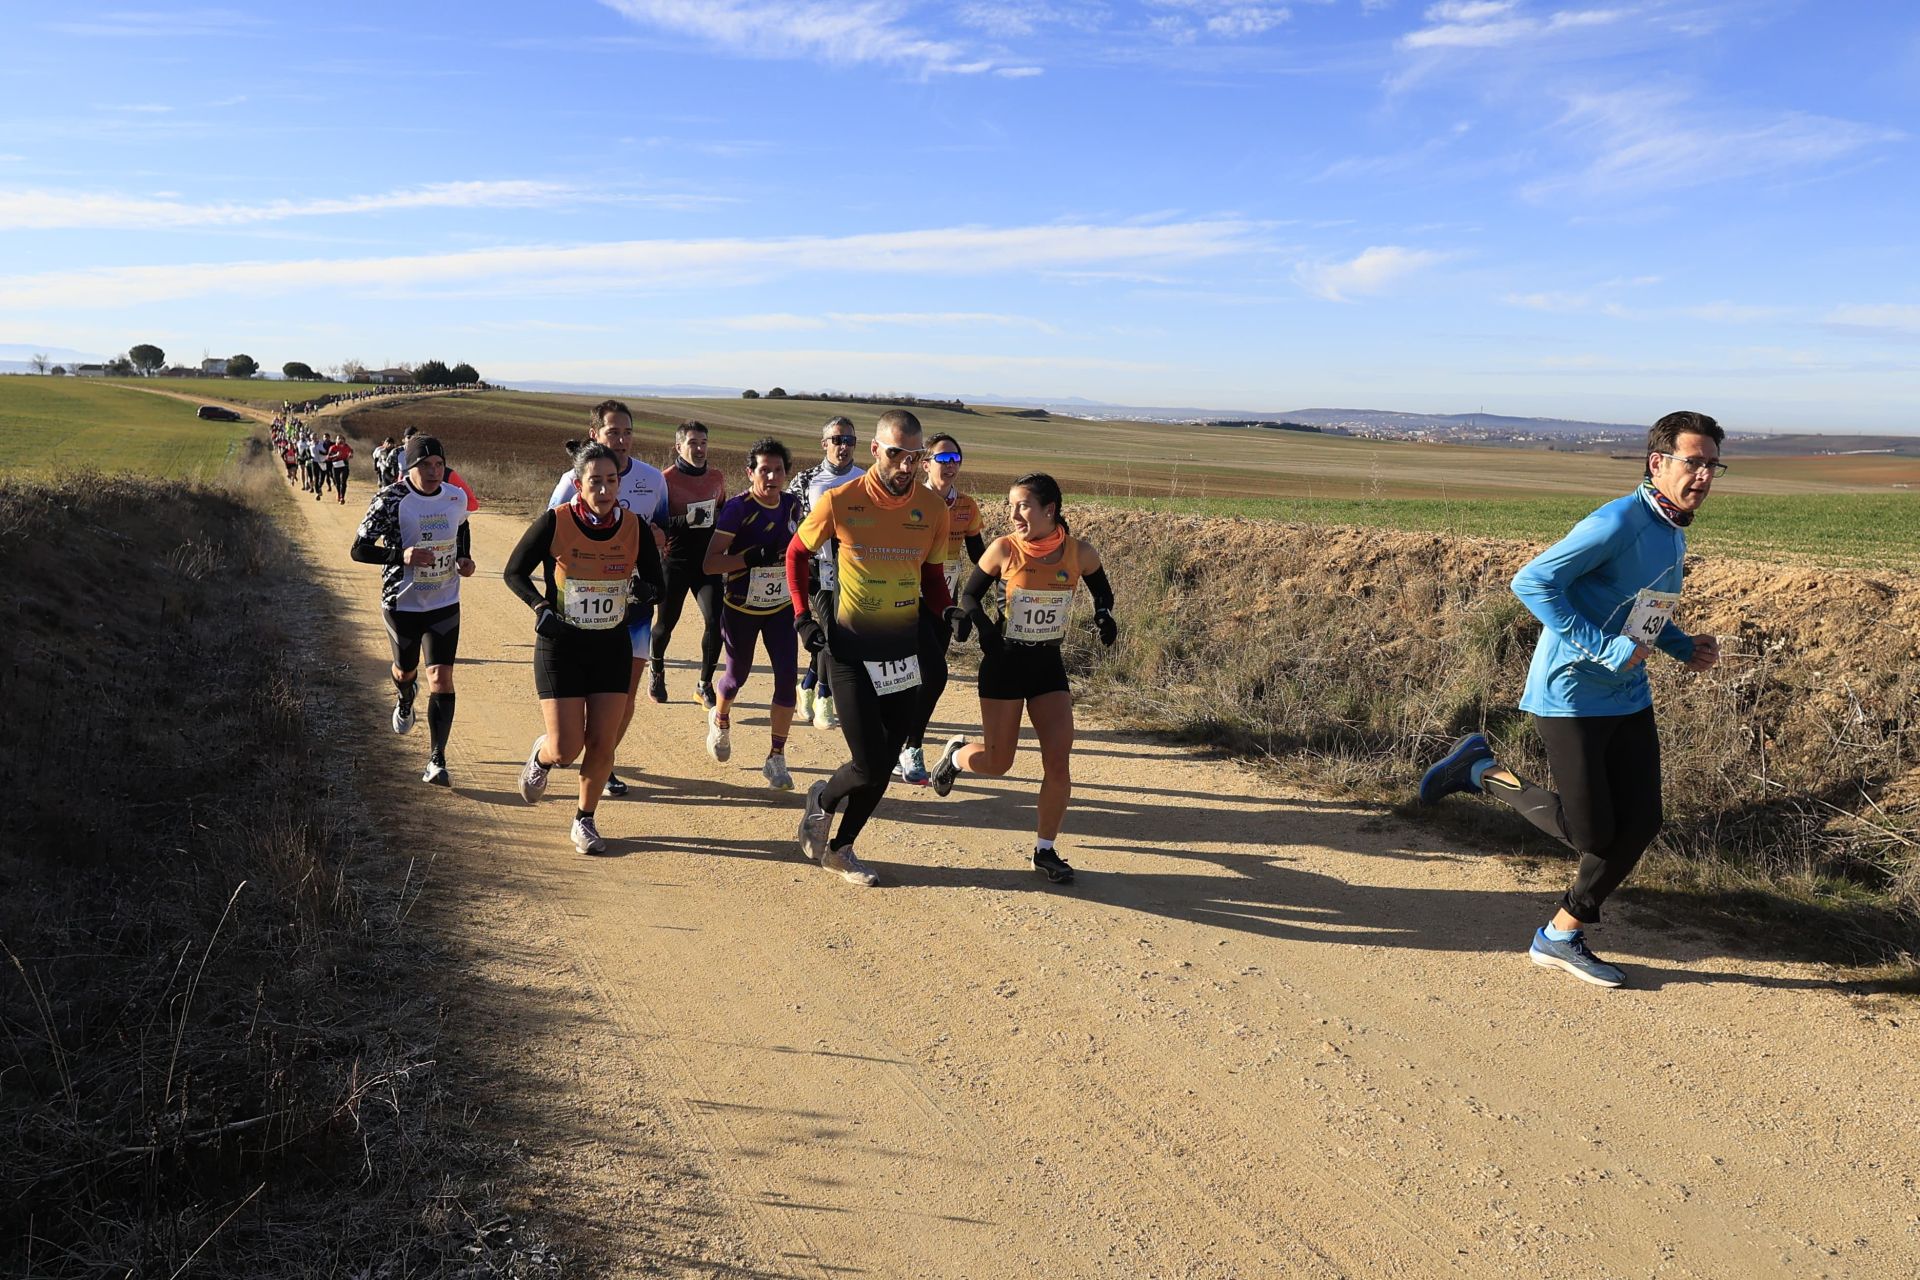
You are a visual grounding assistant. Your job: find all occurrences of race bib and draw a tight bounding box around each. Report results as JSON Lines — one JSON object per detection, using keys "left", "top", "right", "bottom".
{"left": 1622, "top": 589, "right": 1681, "bottom": 646}
{"left": 944, "top": 558, "right": 964, "bottom": 597}
{"left": 745, "top": 564, "right": 790, "bottom": 609}
{"left": 1005, "top": 587, "right": 1071, "bottom": 644}
{"left": 816, "top": 549, "right": 838, "bottom": 592}
{"left": 413, "top": 538, "right": 457, "bottom": 587}
{"left": 863, "top": 654, "right": 922, "bottom": 697}
{"left": 562, "top": 577, "right": 629, "bottom": 631}
{"left": 684, "top": 499, "right": 717, "bottom": 529}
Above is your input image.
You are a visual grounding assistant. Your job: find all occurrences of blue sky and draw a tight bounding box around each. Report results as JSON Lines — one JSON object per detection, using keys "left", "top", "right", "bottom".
{"left": 2, "top": 1, "right": 1916, "bottom": 429}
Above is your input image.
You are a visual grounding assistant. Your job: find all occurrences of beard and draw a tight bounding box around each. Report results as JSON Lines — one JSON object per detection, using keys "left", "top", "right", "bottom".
{"left": 880, "top": 467, "right": 914, "bottom": 496}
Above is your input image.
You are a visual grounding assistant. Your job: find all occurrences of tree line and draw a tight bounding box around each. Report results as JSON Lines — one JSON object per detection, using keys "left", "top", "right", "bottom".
{"left": 740, "top": 387, "right": 970, "bottom": 413}
{"left": 28, "top": 346, "right": 479, "bottom": 385}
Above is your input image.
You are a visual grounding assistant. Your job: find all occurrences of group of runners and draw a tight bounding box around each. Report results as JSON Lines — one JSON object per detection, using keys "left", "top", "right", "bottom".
{"left": 274, "top": 418, "right": 353, "bottom": 503}
{"left": 345, "top": 399, "right": 1729, "bottom": 987}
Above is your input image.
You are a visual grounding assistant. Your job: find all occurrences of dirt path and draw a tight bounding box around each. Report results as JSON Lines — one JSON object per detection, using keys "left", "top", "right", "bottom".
{"left": 281, "top": 479, "right": 1917, "bottom": 1279}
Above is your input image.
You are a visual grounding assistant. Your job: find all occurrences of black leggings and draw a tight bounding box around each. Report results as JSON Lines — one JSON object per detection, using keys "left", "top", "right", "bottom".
{"left": 1485, "top": 708, "right": 1663, "bottom": 924}
{"left": 650, "top": 562, "right": 722, "bottom": 681}
{"left": 905, "top": 612, "right": 950, "bottom": 751}
{"left": 820, "top": 654, "right": 920, "bottom": 851}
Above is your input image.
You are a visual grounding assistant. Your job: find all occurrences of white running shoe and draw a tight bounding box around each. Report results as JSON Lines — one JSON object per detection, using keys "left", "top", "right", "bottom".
{"left": 392, "top": 698, "right": 415, "bottom": 735}
{"left": 762, "top": 754, "right": 794, "bottom": 791}
{"left": 813, "top": 694, "right": 837, "bottom": 730}
{"left": 421, "top": 758, "right": 450, "bottom": 787}
{"left": 822, "top": 846, "right": 879, "bottom": 887}
{"left": 896, "top": 745, "right": 929, "bottom": 785}
{"left": 797, "top": 687, "right": 815, "bottom": 723}
{"left": 707, "top": 712, "right": 732, "bottom": 763}
{"left": 571, "top": 813, "right": 607, "bottom": 855}
{"left": 798, "top": 779, "right": 830, "bottom": 861}
{"left": 519, "top": 734, "right": 550, "bottom": 804}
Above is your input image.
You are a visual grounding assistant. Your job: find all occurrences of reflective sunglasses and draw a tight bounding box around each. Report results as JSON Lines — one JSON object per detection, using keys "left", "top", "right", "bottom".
{"left": 824, "top": 434, "right": 857, "bottom": 447}
{"left": 880, "top": 445, "right": 926, "bottom": 464}
{"left": 929, "top": 451, "right": 963, "bottom": 465}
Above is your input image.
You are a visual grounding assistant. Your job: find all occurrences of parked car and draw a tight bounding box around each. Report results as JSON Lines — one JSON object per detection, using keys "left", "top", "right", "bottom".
{"left": 196, "top": 405, "right": 243, "bottom": 421}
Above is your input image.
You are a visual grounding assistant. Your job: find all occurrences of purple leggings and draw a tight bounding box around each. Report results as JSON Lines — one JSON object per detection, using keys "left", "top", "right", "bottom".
{"left": 718, "top": 604, "right": 798, "bottom": 707}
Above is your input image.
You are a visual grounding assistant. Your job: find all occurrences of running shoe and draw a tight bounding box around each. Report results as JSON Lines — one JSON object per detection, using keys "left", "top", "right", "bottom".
{"left": 648, "top": 667, "right": 668, "bottom": 704}
{"left": 1032, "top": 847, "right": 1076, "bottom": 884}
{"left": 706, "top": 712, "right": 732, "bottom": 763}
{"left": 762, "top": 754, "right": 794, "bottom": 791}
{"left": 813, "top": 694, "right": 837, "bottom": 730}
{"left": 392, "top": 695, "right": 416, "bottom": 735}
{"left": 422, "top": 758, "right": 451, "bottom": 787}
{"left": 571, "top": 813, "right": 607, "bottom": 855}
{"left": 822, "top": 845, "right": 879, "bottom": 887}
{"left": 1419, "top": 732, "right": 1492, "bottom": 805}
{"left": 797, "top": 687, "right": 815, "bottom": 723}
{"left": 798, "top": 780, "right": 830, "bottom": 861}
{"left": 1527, "top": 928, "right": 1626, "bottom": 988}
{"left": 896, "top": 745, "right": 929, "bottom": 785}
{"left": 930, "top": 736, "right": 967, "bottom": 797}
{"left": 602, "top": 773, "right": 629, "bottom": 798}
{"left": 695, "top": 679, "right": 717, "bottom": 711}
{"left": 519, "top": 734, "right": 551, "bottom": 804}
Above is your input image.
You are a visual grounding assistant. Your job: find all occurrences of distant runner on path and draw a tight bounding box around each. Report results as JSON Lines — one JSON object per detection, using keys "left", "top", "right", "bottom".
{"left": 508, "top": 442, "right": 665, "bottom": 855}
{"left": 348, "top": 434, "right": 475, "bottom": 787}
{"left": 1418, "top": 410, "right": 1727, "bottom": 988}
{"left": 651, "top": 419, "right": 729, "bottom": 708}
{"left": 548, "top": 401, "right": 669, "bottom": 799}
{"left": 787, "top": 416, "right": 865, "bottom": 731}
{"left": 702, "top": 437, "right": 804, "bottom": 790}
{"left": 929, "top": 473, "right": 1118, "bottom": 885}
{"left": 787, "top": 410, "right": 954, "bottom": 886}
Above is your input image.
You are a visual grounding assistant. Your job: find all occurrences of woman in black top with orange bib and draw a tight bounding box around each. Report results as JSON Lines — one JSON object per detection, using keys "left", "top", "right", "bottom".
{"left": 930, "top": 474, "right": 1118, "bottom": 884}
{"left": 504, "top": 443, "right": 664, "bottom": 854}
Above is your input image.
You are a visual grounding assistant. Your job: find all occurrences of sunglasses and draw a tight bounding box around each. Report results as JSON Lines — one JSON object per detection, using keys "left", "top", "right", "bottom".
{"left": 824, "top": 435, "right": 856, "bottom": 447}
{"left": 929, "top": 451, "right": 962, "bottom": 465}
{"left": 880, "top": 445, "right": 926, "bottom": 464}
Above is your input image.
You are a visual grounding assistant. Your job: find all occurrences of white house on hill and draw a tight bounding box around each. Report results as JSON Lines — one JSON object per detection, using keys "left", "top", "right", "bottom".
{"left": 201, "top": 357, "right": 228, "bottom": 376}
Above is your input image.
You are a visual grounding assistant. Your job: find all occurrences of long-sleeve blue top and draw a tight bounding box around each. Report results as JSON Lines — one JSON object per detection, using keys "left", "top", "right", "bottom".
{"left": 1512, "top": 488, "right": 1695, "bottom": 718}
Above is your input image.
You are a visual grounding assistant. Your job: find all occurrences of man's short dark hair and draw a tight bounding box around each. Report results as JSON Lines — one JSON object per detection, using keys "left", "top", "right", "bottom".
{"left": 590, "top": 399, "right": 632, "bottom": 434}
{"left": 876, "top": 408, "right": 922, "bottom": 437}
{"left": 746, "top": 436, "right": 792, "bottom": 472}
{"left": 1648, "top": 410, "right": 1724, "bottom": 457}
{"left": 675, "top": 419, "right": 708, "bottom": 443}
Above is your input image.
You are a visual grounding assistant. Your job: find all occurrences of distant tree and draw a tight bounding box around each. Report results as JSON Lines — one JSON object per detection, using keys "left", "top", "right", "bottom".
{"left": 29, "top": 352, "right": 48, "bottom": 374}
{"left": 340, "top": 358, "right": 367, "bottom": 382}
{"left": 49, "top": 365, "right": 66, "bottom": 376}
{"left": 107, "top": 354, "right": 134, "bottom": 376}
{"left": 282, "top": 360, "right": 316, "bottom": 381}
{"left": 129, "top": 343, "right": 166, "bottom": 376}
{"left": 740, "top": 389, "right": 760, "bottom": 399}
{"left": 449, "top": 362, "right": 477, "bottom": 384}
{"left": 413, "top": 359, "right": 451, "bottom": 387}
{"left": 227, "top": 353, "right": 259, "bottom": 379}
{"left": 766, "top": 386, "right": 787, "bottom": 399}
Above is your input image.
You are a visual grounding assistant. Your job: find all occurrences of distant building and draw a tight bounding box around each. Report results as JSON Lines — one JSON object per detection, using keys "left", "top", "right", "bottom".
{"left": 200, "top": 357, "right": 228, "bottom": 376}
{"left": 368, "top": 367, "right": 413, "bottom": 385}
{"left": 161, "top": 365, "right": 202, "bottom": 378}
{"left": 72, "top": 363, "right": 107, "bottom": 377}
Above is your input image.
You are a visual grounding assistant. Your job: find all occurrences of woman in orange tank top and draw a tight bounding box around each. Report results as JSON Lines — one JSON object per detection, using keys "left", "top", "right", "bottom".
{"left": 928, "top": 473, "right": 1120, "bottom": 885}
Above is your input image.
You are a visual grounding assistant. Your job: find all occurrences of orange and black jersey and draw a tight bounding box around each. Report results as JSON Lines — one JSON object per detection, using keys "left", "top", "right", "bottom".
{"left": 794, "top": 472, "right": 949, "bottom": 662}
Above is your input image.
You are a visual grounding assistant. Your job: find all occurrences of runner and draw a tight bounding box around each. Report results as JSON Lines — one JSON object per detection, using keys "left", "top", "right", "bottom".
{"left": 787, "top": 410, "right": 955, "bottom": 886}
{"left": 348, "top": 434, "right": 475, "bottom": 786}
{"left": 702, "top": 437, "right": 803, "bottom": 789}
{"left": 281, "top": 437, "right": 299, "bottom": 484}
{"left": 898, "top": 433, "right": 987, "bottom": 784}
{"left": 506, "top": 442, "right": 665, "bottom": 854}
{"left": 650, "top": 420, "right": 728, "bottom": 706}
{"left": 325, "top": 433, "right": 353, "bottom": 504}
{"left": 928, "top": 474, "right": 1118, "bottom": 884}
{"left": 786, "top": 416, "right": 865, "bottom": 730}
{"left": 547, "top": 400, "right": 668, "bottom": 798}
{"left": 1418, "top": 410, "right": 1726, "bottom": 988}
{"left": 310, "top": 433, "right": 334, "bottom": 500}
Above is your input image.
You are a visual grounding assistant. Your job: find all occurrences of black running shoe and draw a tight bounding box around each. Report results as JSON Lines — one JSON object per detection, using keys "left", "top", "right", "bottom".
{"left": 602, "top": 773, "right": 629, "bottom": 798}
{"left": 695, "top": 679, "right": 716, "bottom": 711}
{"left": 1032, "top": 848, "right": 1075, "bottom": 884}
{"left": 648, "top": 668, "right": 668, "bottom": 704}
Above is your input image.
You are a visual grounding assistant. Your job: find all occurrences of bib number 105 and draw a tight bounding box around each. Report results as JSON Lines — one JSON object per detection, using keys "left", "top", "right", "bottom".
{"left": 1005, "top": 588, "right": 1070, "bottom": 643}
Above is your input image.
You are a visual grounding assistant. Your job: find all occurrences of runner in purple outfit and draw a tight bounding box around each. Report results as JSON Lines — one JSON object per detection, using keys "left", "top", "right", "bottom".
{"left": 702, "top": 437, "right": 804, "bottom": 790}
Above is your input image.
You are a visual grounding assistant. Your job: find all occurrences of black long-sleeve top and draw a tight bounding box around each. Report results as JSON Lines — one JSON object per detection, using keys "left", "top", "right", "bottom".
{"left": 502, "top": 505, "right": 664, "bottom": 624}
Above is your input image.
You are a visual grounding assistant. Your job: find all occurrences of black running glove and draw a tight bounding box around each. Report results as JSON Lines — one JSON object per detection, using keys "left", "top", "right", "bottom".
{"left": 534, "top": 606, "right": 569, "bottom": 639}
{"left": 945, "top": 606, "right": 972, "bottom": 644}
{"left": 795, "top": 614, "right": 827, "bottom": 655}
{"left": 1094, "top": 609, "right": 1118, "bottom": 647}
{"left": 629, "top": 575, "right": 661, "bottom": 609}
{"left": 741, "top": 542, "right": 783, "bottom": 568}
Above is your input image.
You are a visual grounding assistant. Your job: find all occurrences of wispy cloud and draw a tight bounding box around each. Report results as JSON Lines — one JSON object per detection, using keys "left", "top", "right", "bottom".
{"left": 46, "top": 8, "right": 270, "bottom": 38}
{"left": 1401, "top": 1, "right": 1626, "bottom": 50}
{"left": 0, "top": 219, "right": 1267, "bottom": 309}
{"left": 597, "top": 0, "right": 1001, "bottom": 75}
{"left": 1145, "top": 0, "right": 1293, "bottom": 42}
{"left": 1521, "top": 88, "right": 1902, "bottom": 202}
{"left": 1295, "top": 245, "right": 1449, "bottom": 301}
{"left": 1824, "top": 304, "right": 1920, "bottom": 336}
{"left": 713, "top": 310, "right": 1061, "bottom": 333}
{"left": 0, "top": 180, "right": 727, "bottom": 230}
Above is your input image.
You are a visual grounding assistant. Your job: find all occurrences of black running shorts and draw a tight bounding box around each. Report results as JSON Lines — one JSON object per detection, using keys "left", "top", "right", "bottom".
{"left": 977, "top": 641, "right": 1070, "bottom": 702}
{"left": 533, "top": 626, "right": 633, "bottom": 700}
{"left": 383, "top": 603, "right": 461, "bottom": 671}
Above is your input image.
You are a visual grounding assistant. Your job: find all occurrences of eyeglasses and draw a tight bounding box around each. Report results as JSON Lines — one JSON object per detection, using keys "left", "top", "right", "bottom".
{"left": 1659, "top": 453, "right": 1729, "bottom": 478}
{"left": 929, "top": 451, "right": 962, "bottom": 465}
{"left": 880, "top": 445, "right": 926, "bottom": 464}
{"left": 824, "top": 435, "right": 856, "bottom": 447}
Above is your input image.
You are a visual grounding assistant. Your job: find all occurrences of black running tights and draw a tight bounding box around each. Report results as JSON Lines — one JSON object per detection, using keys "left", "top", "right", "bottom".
{"left": 820, "top": 654, "right": 919, "bottom": 851}
{"left": 650, "top": 564, "right": 722, "bottom": 681}
{"left": 905, "top": 611, "right": 949, "bottom": 751}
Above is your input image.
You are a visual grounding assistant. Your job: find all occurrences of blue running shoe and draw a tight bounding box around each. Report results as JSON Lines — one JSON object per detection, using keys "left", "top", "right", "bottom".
{"left": 1419, "top": 732, "right": 1492, "bottom": 804}
{"left": 1528, "top": 928, "right": 1626, "bottom": 988}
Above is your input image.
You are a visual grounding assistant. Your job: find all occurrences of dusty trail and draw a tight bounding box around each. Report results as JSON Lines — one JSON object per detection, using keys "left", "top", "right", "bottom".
{"left": 284, "top": 477, "right": 1916, "bottom": 1279}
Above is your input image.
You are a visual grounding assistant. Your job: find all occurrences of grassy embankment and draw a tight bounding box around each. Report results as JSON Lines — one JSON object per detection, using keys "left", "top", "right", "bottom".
{"left": 0, "top": 388, "right": 558, "bottom": 1275}
{"left": 349, "top": 389, "right": 1920, "bottom": 967}
{"left": 0, "top": 377, "right": 255, "bottom": 476}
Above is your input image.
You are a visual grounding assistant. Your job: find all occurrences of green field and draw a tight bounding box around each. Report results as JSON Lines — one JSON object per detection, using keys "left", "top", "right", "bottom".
{"left": 98, "top": 376, "right": 351, "bottom": 407}
{"left": 0, "top": 377, "right": 257, "bottom": 477}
